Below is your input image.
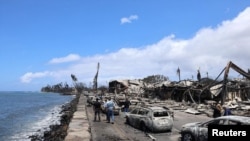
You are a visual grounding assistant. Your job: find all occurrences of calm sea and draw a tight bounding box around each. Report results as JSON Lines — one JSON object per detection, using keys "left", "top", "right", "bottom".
{"left": 0, "top": 91, "right": 75, "bottom": 141}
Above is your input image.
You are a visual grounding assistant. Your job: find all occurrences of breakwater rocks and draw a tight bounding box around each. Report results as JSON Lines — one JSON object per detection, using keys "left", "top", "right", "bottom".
{"left": 29, "top": 94, "right": 80, "bottom": 141}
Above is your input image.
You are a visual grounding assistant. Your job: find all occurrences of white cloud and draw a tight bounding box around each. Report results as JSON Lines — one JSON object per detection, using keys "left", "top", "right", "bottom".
{"left": 120, "top": 15, "right": 138, "bottom": 24}
{"left": 20, "top": 71, "right": 52, "bottom": 83}
{"left": 49, "top": 54, "right": 81, "bottom": 64}
{"left": 22, "top": 7, "right": 250, "bottom": 85}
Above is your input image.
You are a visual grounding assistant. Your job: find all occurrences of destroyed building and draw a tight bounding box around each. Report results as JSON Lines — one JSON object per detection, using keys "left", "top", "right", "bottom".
{"left": 108, "top": 61, "right": 250, "bottom": 115}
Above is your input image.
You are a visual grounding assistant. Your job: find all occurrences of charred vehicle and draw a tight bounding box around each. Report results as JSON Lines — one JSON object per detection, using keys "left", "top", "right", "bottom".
{"left": 125, "top": 106, "right": 174, "bottom": 133}
{"left": 121, "top": 99, "right": 142, "bottom": 112}
{"left": 87, "top": 95, "right": 96, "bottom": 105}
{"left": 115, "top": 93, "right": 126, "bottom": 106}
{"left": 113, "top": 102, "right": 121, "bottom": 115}
{"left": 180, "top": 115, "right": 250, "bottom": 141}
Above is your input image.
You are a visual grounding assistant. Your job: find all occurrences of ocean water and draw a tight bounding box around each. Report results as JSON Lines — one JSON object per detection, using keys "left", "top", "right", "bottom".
{"left": 0, "top": 91, "right": 75, "bottom": 141}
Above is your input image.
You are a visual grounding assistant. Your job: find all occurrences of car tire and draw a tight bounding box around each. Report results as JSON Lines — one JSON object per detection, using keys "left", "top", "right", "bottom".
{"left": 182, "top": 132, "right": 194, "bottom": 141}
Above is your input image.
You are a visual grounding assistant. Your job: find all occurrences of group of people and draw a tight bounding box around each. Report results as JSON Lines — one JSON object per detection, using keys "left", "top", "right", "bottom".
{"left": 92, "top": 97, "right": 132, "bottom": 124}
{"left": 92, "top": 97, "right": 115, "bottom": 124}
{"left": 211, "top": 103, "right": 232, "bottom": 118}
{"left": 94, "top": 97, "right": 231, "bottom": 121}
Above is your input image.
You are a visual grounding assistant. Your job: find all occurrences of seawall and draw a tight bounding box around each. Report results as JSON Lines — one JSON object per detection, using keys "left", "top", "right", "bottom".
{"left": 64, "top": 93, "right": 91, "bottom": 141}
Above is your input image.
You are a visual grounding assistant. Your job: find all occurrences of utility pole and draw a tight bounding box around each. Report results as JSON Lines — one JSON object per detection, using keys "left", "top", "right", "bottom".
{"left": 177, "top": 67, "right": 181, "bottom": 81}
{"left": 93, "top": 62, "right": 100, "bottom": 95}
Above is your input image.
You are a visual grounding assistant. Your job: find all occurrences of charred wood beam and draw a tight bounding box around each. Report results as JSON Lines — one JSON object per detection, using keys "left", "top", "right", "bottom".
{"left": 222, "top": 61, "right": 250, "bottom": 105}
{"left": 183, "top": 89, "right": 196, "bottom": 104}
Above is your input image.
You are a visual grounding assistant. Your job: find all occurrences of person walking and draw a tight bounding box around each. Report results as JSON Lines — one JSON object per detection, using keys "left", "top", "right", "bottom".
{"left": 106, "top": 97, "right": 115, "bottom": 124}
{"left": 103, "top": 99, "right": 109, "bottom": 121}
{"left": 123, "top": 98, "right": 131, "bottom": 113}
{"left": 93, "top": 98, "right": 101, "bottom": 121}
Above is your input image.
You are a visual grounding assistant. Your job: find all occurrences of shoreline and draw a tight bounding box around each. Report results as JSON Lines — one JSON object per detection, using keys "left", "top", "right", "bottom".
{"left": 29, "top": 94, "right": 80, "bottom": 141}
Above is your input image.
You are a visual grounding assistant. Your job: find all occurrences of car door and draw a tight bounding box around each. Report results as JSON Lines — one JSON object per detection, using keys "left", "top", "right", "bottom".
{"left": 129, "top": 108, "right": 140, "bottom": 127}
{"left": 135, "top": 108, "right": 150, "bottom": 128}
{"left": 140, "top": 109, "right": 151, "bottom": 129}
{"left": 132, "top": 107, "right": 145, "bottom": 128}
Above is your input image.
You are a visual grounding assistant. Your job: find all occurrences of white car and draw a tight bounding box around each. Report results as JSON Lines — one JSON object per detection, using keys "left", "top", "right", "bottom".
{"left": 125, "top": 106, "right": 174, "bottom": 133}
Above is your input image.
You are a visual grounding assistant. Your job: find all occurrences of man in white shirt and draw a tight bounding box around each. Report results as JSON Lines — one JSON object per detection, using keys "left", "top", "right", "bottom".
{"left": 103, "top": 99, "right": 108, "bottom": 121}
{"left": 106, "top": 97, "right": 115, "bottom": 124}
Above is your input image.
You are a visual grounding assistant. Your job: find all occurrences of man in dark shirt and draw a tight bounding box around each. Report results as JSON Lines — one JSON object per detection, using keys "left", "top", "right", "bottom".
{"left": 93, "top": 98, "right": 101, "bottom": 121}
{"left": 123, "top": 98, "right": 131, "bottom": 113}
{"left": 211, "top": 103, "right": 222, "bottom": 118}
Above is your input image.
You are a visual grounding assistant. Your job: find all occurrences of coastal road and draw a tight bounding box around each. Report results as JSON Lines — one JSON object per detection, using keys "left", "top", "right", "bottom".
{"left": 86, "top": 104, "right": 212, "bottom": 141}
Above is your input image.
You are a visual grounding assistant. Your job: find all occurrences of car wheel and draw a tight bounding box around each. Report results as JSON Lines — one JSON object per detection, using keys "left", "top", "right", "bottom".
{"left": 182, "top": 132, "right": 194, "bottom": 141}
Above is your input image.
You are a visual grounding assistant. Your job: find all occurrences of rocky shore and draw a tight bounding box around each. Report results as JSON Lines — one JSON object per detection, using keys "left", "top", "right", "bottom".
{"left": 29, "top": 94, "right": 80, "bottom": 141}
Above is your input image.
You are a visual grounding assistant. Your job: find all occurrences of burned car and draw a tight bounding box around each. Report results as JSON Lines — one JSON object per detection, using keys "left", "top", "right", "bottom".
{"left": 121, "top": 99, "right": 141, "bottom": 112}
{"left": 125, "top": 106, "right": 174, "bottom": 133}
{"left": 111, "top": 102, "right": 121, "bottom": 115}
{"left": 180, "top": 115, "right": 250, "bottom": 141}
{"left": 87, "top": 95, "right": 96, "bottom": 106}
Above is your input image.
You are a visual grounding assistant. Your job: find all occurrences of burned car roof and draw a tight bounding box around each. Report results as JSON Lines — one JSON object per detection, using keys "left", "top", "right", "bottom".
{"left": 215, "top": 115, "right": 250, "bottom": 124}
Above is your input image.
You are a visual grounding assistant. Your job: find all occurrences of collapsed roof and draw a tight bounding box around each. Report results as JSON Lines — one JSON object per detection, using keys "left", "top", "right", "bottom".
{"left": 108, "top": 61, "right": 250, "bottom": 105}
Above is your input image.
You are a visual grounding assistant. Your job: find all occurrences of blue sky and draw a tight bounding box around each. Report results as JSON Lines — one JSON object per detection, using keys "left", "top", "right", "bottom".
{"left": 1, "top": 0, "right": 250, "bottom": 91}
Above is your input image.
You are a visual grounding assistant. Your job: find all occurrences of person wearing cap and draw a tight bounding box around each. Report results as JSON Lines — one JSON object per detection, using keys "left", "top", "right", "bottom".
{"left": 93, "top": 98, "right": 101, "bottom": 121}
